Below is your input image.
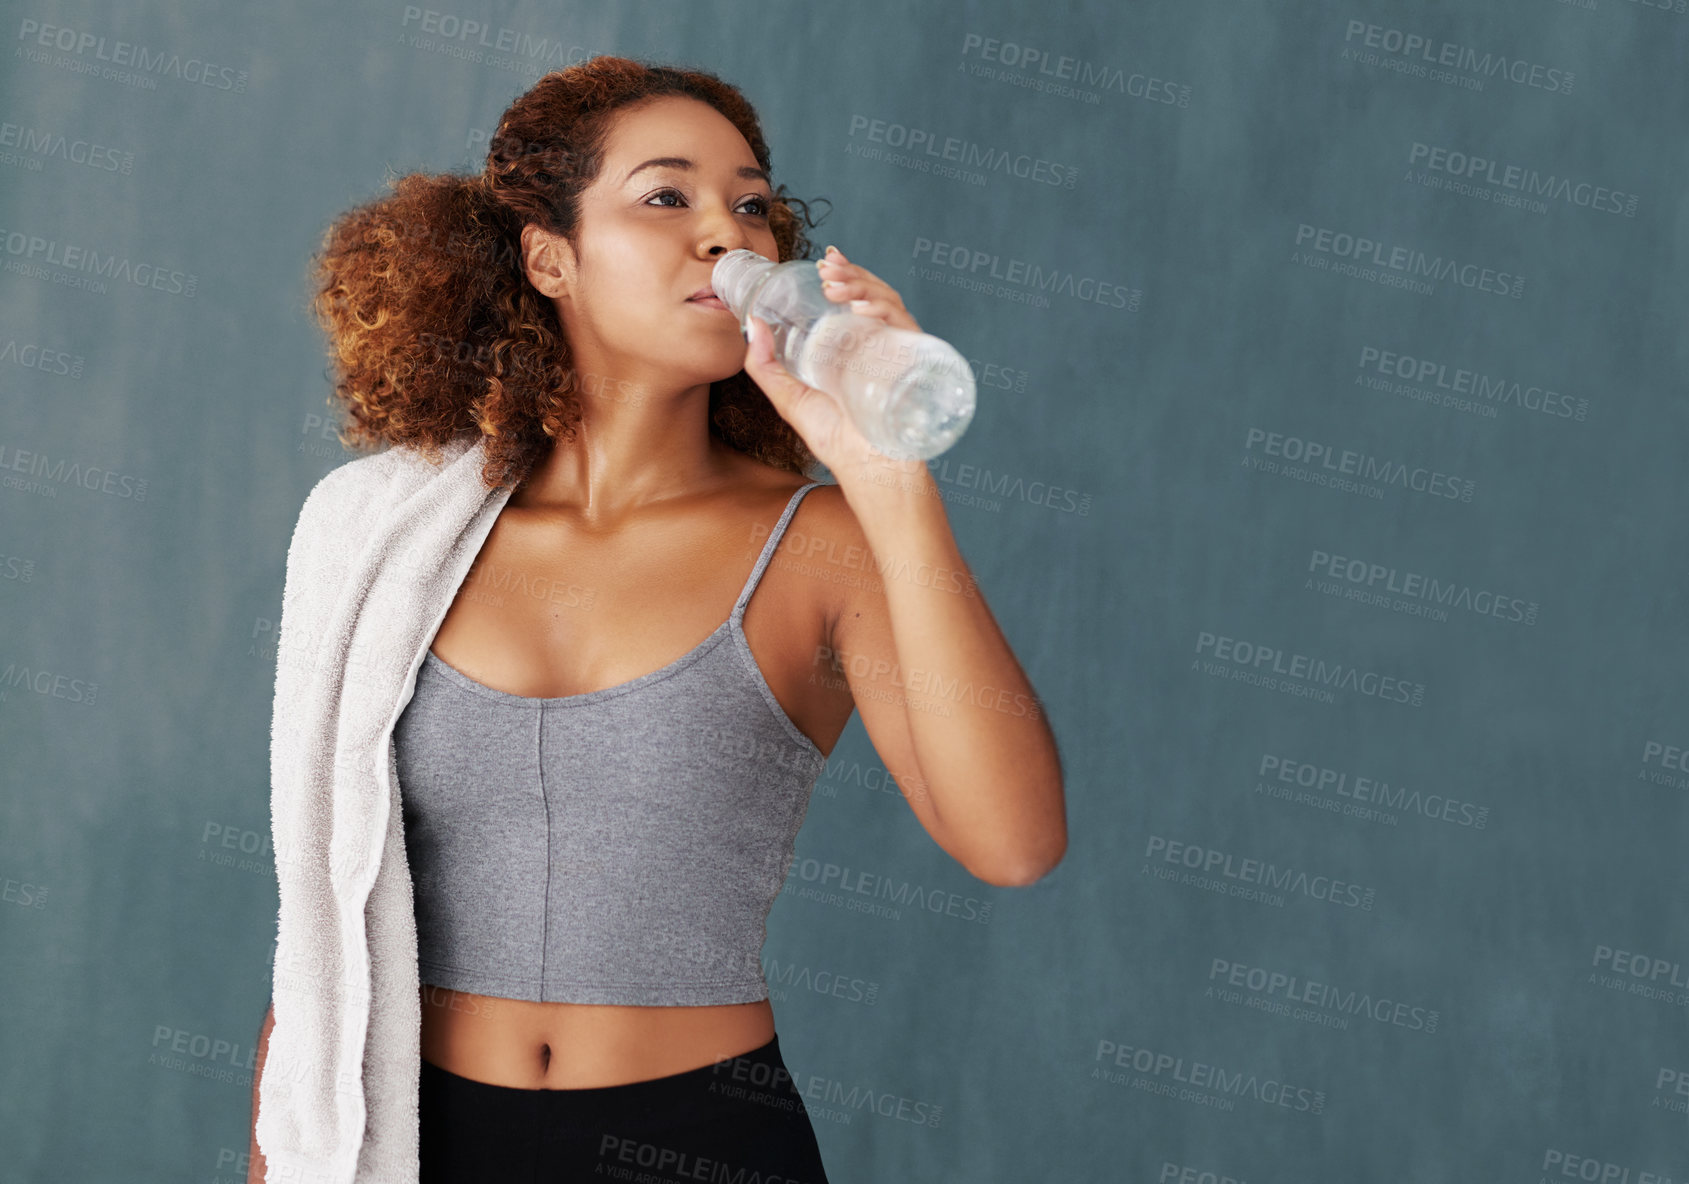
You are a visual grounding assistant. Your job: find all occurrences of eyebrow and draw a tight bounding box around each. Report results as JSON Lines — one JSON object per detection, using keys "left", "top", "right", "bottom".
{"left": 624, "top": 156, "right": 771, "bottom": 187}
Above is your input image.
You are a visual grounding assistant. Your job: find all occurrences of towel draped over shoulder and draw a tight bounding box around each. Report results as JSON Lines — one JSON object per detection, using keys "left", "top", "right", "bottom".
{"left": 257, "top": 434, "right": 514, "bottom": 1182}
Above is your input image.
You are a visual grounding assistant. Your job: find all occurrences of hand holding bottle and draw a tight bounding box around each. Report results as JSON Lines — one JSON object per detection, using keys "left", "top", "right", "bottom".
{"left": 727, "top": 245, "right": 976, "bottom": 473}
{"left": 738, "top": 246, "right": 915, "bottom": 476}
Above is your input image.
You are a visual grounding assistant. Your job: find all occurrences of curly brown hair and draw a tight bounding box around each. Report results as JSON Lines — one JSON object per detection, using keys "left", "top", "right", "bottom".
{"left": 307, "top": 55, "right": 831, "bottom": 490}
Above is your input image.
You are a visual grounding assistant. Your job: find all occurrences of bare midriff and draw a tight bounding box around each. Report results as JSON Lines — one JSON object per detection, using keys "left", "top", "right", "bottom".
{"left": 419, "top": 985, "right": 776, "bottom": 1088}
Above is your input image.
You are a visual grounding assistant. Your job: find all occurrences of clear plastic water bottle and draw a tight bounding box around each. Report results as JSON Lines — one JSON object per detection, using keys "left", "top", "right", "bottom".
{"left": 712, "top": 248, "right": 976, "bottom": 461}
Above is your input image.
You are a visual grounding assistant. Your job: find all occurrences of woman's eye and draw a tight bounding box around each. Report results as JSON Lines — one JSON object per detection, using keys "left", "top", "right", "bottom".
{"left": 646, "top": 188, "right": 770, "bottom": 217}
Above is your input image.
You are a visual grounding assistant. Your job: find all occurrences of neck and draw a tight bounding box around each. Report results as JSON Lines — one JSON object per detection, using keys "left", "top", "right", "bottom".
{"left": 511, "top": 370, "right": 743, "bottom": 526}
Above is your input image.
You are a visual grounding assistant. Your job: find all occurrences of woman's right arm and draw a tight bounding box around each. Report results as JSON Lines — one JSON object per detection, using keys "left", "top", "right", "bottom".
{"left": 248, "top": 1001, "right": 275, "bottom": 1183}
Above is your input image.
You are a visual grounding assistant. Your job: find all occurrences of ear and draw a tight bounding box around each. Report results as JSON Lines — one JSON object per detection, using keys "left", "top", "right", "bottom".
{"left": 520, "top": 223, "right": 576, "bottom": 301}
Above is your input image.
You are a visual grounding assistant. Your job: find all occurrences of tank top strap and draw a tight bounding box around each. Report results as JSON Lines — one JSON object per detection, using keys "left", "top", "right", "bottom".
{"left": 731, "top": 480, "right": 826, "bottom": 621}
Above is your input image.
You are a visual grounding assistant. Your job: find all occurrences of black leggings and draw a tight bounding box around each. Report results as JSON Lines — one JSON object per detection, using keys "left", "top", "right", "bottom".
{"left": 418, "top": 1034, "right": 831, "bottom": 1183}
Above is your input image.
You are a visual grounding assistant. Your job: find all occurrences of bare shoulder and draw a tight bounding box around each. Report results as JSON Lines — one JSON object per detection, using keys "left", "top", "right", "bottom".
{"left": 713, "top": 452, "right": 828, "bottom": 525}
{"left": 716, "top": 454, "right": 857, "bottom": 614}
{"left": 767, "top": 479, "right": 869, "bottom": 637}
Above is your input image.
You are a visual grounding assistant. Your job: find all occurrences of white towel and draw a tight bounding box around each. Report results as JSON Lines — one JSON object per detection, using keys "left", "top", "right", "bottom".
{"left": 257, "top": 432, "right": 515, "bottom": 1182}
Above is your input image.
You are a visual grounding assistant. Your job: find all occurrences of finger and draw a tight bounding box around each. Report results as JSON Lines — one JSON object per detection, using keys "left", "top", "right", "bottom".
{"left": 842, "top": 297, "right": 921, "bottom": 333}
{"left": 818, "top": 254, "right": 872, "bottom": 283}
{"left": 818, "top": 261, "right": 924, "bottom": 331}
{"left": 821, "top": 274, "right": 906, "bottom": 311}
{"left": 820, "top": 277, "right": 858, "bottom": 303}
{"left": 745, "top": 315, "right": 780, "bottom": 370}
{"left": 821, "top": 260, "right": 891, "bottom": 295}
{"left": 820, "top": 266, "right": 906, "bottom": 310}
{"left": 819, "top": 258, "right": 874, "bottom": 285}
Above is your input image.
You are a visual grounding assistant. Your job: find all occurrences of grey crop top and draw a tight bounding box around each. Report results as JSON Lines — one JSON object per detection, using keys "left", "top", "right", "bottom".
{"left": 394, "top": 481, "right": 829, "bottom": 1006}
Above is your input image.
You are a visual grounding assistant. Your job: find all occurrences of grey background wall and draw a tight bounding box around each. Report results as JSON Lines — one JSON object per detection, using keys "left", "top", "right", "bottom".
{"left": 2, "top": 0, "right": 1686, "bottom": 1180}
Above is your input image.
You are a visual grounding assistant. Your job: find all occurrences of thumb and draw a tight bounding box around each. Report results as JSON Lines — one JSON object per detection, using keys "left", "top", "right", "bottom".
{"left": 742, "top": 315, "right": 847, "bottom": 457}
{"left": 745, "top": 315, "right": 779, "bottom": 372}
{"left": 743, "top": 316, "right": 802, "bottom": 402}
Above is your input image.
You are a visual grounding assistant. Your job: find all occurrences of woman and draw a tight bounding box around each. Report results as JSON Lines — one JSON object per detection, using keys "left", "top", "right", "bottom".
{"left": 251, "top": 55, "right": 1066, "bottom": 1182}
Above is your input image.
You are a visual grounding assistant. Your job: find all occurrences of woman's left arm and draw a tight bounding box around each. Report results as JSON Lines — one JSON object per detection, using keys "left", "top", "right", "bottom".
{"left": 743, "top": 246, "right": 1067, "bottom": 888}
{"left": 833, "top": 465, "right": 1068, "bottom": 887}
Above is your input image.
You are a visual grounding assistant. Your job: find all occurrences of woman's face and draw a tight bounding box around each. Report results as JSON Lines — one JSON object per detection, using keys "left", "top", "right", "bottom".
{"left": 536, "top": 94, "right": 781, "bottom": 390}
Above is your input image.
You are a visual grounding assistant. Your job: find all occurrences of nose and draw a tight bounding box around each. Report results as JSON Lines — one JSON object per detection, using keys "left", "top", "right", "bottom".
{"left": 696, "top": 202, "right": 755, "bottom": 260}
